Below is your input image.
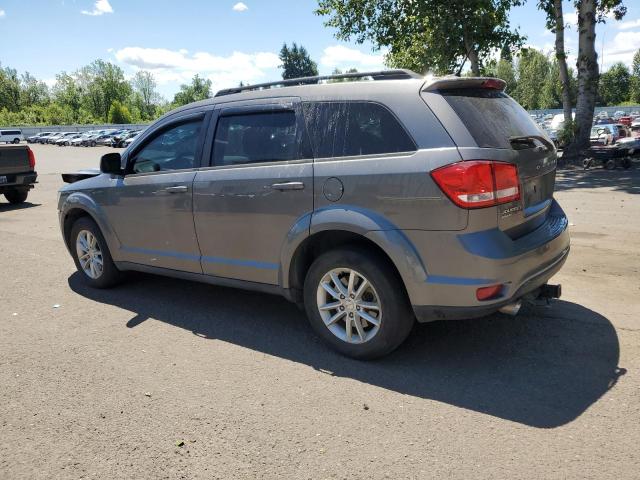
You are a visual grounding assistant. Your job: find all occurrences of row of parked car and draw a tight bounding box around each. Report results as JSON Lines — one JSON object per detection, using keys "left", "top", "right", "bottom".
{"left": 26, "top": 129, "right": 143, "bottom": 148}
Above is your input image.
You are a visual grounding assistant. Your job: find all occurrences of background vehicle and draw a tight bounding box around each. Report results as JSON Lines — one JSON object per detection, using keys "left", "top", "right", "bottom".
{"left": 27, "top": 132, "right": 53, "bottom": 143}
{"left": 54, "top": 132, "right": 80, "bottom": 146}
{"left": 58, "top": 70, "right": 568, "bottom": 359}
{"left": 590, "top": 124, "right": 619, "bottom": 145}
{"left": 0, "top": 129, "right": 24, "bottom": 144}
{"left": 0, "top": 145, "right": 36, "bottom": 204}
{"left": 122, "top": 131, "right": 142, "bottom": 147}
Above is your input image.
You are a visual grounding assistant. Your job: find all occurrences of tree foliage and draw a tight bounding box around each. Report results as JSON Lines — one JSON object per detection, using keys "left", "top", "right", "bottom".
{"left": 173, "top": 75, "right": 212, "bottom": 106}
{"left": 513, "top": 49, "right": 551, "bottom": 110}
{"left": 316, "top": 0, "right": 525, "bottom": 76}
{"left": 108, "top": 100, "right": 133, "bottom": 124}
{"left": 629, "top": 49, "right": 640, "bottom": 104}
{"left": 598, "top": 62, "right": 630, "bottom": 105}
{"left": 279, "top": 43, "right": 319, "bottom": 79}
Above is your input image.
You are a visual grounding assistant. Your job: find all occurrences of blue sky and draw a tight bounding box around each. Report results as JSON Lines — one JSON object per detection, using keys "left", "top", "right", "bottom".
{"left": 1, "top": 0, "right": 639, "bottom": 99}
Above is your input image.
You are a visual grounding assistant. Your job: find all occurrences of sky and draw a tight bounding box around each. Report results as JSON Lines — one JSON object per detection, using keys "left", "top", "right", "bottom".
{"left": 1, "top": 0, "right": 639, "bottom": 100}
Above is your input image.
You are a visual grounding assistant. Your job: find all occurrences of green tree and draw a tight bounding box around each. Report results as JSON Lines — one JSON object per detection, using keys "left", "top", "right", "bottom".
{"left": 52, "top": 72, "right": 83, "bottom": 117}
{"left": 540, "top": 60, "right": 577, "bottom": 109}
{"left": 173, "top": 75, "right": 212, "bottom": 106}
{"left": 131, "top": 70, "right": 160, "bottom": 120}
{"left": 108, "top": 100, "right": 133, "bottom": 124}
{"left": 316, "top": 0, "right": 525, "bottom": 76}
{"left": 513, "top": 49, "right": 551, "bottom": 110}
{"left": 0, "top": 65, "right": 21, "bottom": 112}
{"left": 485, "top": 58, "right": 518, "bottom": 94}
{"left": 20, "top": 72, "right": 49, "bottom": 108}
{"left": 279, "top": 43, "right": 319, "bottom": 79}
{"left": 599, "top": 62, "right": 630, "bottom": 105}
{"left": 629, "top": 49, "right": 640, "bottom": 104}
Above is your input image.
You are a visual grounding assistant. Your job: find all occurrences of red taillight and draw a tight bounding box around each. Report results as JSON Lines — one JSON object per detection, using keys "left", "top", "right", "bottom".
{"left": 481, "top": 79, "right": 505, "bottom": 90}
{"left": 476, "top": 284, "right": 503, "bottom": 301}
{"left": 27, "top": 147, "right": 36, "bottom": 170}
{"left": 431, "top": 161, "right": 520, "bottom": 209}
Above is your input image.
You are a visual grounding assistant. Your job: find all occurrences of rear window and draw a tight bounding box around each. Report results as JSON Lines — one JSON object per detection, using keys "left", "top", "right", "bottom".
{"left": 302, "top": 101, "right": 416, "bottom": 158}
{"left": 440, "top": 88, "right": 544, "bottom": 149}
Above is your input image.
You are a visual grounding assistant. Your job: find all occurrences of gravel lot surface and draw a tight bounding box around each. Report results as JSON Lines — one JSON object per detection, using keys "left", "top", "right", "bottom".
{"left": 1, "top": 144, "right": 639, "bottom": 479}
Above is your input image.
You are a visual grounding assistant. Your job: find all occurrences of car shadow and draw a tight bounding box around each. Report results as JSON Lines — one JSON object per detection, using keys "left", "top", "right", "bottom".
{"left": 556, "top": 161, "right": 639, "bottom": 194}
{"left": 68, "top": 271, "right": 625, "bottom": 429}
{"left": 0, "top": 201, "right": 41, "bottom": 212}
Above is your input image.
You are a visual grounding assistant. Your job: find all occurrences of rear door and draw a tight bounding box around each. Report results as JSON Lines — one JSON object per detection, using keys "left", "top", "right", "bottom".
{"left": 193, "top": 98, "right": 313, "bottom": 285}
{"left": 422, "top": 84, "right": 557, "bottom": 237}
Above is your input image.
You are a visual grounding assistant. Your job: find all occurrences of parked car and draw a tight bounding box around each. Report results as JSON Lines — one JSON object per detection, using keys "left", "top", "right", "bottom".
{"left": 69, "top": 134, "right": 92, "bottom": 147}
{"left": 618, "top": 116, "right": 633, "bottom": 126}
{"left": 112, "top": 130, "right": 139, "bottom": 148}
{"left": 613, "top": 110, "right": 626, "bottom": 119}
{"left": 36, "top": 132, "right": 58, "bottom": 144}
{"left": 590, "top": 124, "right": 621, "bottom": 145}
{"left": 0, "top": 144, "right": 36, "bottom": 204}
{"left": 55, "top": 133, "right": 82, "bottom": 146}
{"left": 0, "top": 129, "right": 25, "bottom": 144}
{"left": 58, "top": 71, "right": 569, "bottom": 359}
{"left": 122, "top": 131, "right": 142, "bottom": 148}
{"left": 594, "top": 116, "right": 615, "bottom": 125}
{"left": 45, "top": 132, "right": 68, "bottom": 144}
{"left": 27, "top": 132, "right": 53, "bottom": 143}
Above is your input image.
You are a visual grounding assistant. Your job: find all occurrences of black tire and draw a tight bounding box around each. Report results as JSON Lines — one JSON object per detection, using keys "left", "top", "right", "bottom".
{"left": 622, "top": 158, "right": 632, "bottom": 169}
{"left": 605, "top": 159, "right": 616, "bottom": 170}
{"left": 303, "top": 247, "right": 415, "bottom": 359}
{"left": 90, "top": 141, "right": 96, "bottom": 147}
{"left": 4, "top": 189, "right": 28, "bottom": 204}
{"left": 70, "top": 217, "right": 123, "bottom": 289}
{"left": 13, "top": 138, "right": 20, "bottom": 144}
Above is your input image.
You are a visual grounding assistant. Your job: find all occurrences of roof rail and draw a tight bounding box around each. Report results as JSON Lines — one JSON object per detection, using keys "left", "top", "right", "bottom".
{"left": 214, "top": 69, "right": 423, "bottom": 97}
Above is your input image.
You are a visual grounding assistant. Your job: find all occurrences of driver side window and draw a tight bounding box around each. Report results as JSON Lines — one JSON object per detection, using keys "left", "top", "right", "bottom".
{"left": 131, "top": 120, "right": 203, "bottom": 174}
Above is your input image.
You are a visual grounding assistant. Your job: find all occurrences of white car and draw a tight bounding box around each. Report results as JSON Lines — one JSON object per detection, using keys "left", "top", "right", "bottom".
{"left": 0, "top": 129, "right": 24, "bottom": 144}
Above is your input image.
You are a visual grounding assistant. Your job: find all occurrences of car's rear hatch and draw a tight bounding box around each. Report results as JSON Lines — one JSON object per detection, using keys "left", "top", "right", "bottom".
{"left": 0, "top": 145, "right": 32, "bottom": 175}
{"left": 421, "top": 78, "right": 557, "bottom": 238}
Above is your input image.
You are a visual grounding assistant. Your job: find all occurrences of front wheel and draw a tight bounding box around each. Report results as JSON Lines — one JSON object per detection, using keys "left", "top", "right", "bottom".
{"left": 70, "top": 217, "right": 123, "bottom": 288}
{"left": 303, "top": 247, "right": 415, "bottom": 359}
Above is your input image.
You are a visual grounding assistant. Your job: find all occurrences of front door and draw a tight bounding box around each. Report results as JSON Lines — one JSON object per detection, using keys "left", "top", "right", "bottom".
{"left": 193, "top": 99, "right": 313, "bottom": 285}
{"left": 104, "top": 114, "right": 207, "bottom": 273}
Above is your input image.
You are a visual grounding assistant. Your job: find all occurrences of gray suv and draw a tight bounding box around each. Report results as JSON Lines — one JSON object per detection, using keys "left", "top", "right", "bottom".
{"left": 58, "top": 70, "right": 570, "bottom": 359}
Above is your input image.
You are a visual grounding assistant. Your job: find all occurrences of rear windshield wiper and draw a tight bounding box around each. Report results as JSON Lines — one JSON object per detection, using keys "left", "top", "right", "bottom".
{"left": 509, "top": 135, "right": 554, "bottom": 151}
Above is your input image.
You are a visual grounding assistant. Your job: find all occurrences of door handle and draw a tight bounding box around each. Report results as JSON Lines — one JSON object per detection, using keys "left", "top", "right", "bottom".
{"left": 165, "top": 185, "right": 189, "bottom": 193}
{"left": 271, "top": 181, "right": 304, "bottom": 191}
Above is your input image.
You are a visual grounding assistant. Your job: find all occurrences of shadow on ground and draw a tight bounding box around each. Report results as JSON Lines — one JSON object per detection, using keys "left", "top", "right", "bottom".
{"left": 0, "top": 201, "right": 41, "bottom": 212}
{"left": 69, "top": 271, "right": 625, "bottom": 429}
{"left": 556, "top": 161, "right": 639, "bottom": 194}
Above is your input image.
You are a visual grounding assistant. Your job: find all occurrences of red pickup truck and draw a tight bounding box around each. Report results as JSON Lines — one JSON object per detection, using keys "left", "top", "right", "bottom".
{"left": 0, "top": 145, "right": 37, "bottom": 204}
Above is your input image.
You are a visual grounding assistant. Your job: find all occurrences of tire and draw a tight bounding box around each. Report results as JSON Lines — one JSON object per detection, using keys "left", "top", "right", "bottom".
{"left": 90, "top": 141, "right": 96, "bottom": 147}
{"left": 303, "top": 247, "right": 415, "bottom": 359}
{"left": 13, "top": 138, "right": 20, "bottom": 144}
{"left": 622, "top": 158, "right": 632, "bottom": 169}
{"left": 70, "top": 217, "right": 123, "bottom": 289}
{"left": 4, "top": 189, "right": 28, "bottom": 204}
{"left": 605, "top": 159, "right": 616, "bottom": 170}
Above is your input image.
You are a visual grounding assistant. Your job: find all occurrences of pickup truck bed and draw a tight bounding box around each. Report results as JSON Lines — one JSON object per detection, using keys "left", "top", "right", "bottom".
{"left": 0, "top": 145, "right": 37, "bottom": 204}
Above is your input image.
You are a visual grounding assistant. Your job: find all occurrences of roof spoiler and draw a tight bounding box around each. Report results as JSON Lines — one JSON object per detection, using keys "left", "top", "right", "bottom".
{"left": 422, "top": 76, "right": 507, "bottom": 92}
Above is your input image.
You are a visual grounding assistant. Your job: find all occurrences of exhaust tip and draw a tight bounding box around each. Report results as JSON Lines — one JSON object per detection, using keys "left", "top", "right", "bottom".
{"left": 499, "top": 300, "right": 522, "bottom": 316}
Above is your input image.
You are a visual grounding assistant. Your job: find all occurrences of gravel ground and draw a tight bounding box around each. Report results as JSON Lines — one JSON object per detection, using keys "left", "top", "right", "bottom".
{"left": 1, "top": 144, "right": 639, "bottom": 479}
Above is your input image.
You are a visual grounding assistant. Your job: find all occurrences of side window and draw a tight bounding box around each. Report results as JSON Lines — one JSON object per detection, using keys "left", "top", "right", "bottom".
{"left": 130, "top": 120, "right": 202, "bottom": 174}
{"left": 213, "top": 111, "right": 299, "bottom": 166}
{"left": 302, "top": 101, "right": 416, "bottom": 158}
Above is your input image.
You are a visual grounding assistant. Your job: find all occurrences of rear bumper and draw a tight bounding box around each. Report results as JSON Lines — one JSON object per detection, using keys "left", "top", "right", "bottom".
{"left": 0, "top": 172, "right": 37, "bottom": 191}
{"left": 405, "top": 199, "right": 570, "bottom": 322}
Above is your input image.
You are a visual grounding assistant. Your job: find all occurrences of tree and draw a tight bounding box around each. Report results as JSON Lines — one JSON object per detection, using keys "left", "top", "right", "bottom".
{"left": 173, "top": 75, "right": 212, "bottom": 106}
{"left": 485, "top": 58, "right": 517, "bottom": 94}
{"left": 573, "top": 0, "right": 626, "bottom": 156}
{"left": 0, "top": 65, "right": 21, "bottom": 112}
{"left": 108, "top": 100, "right": 132, "bottom": 124}
{"left": 599, "top": 62, "right": 630, "bottom": 105}
{"left": 514, "top": 49, "right": 551, "bottom": 110}
{"left": 538, "top": 0, "right": 573, "bottom": 125}
{"left": 20, "top": 72, "right": 49, "bottom": 108}
{"left": 540, "top": 60, "right": 578, "bottom": 109}
{"left": 316, "top": 0, "right": 525, "bottom": 76}
{"left": 52, "top": 72, "right": 83, "bottom": 117}
{"left": 629, "top": 49, "right": 640, "bottom": 104}
{"left": 279, "top": 43, "right": 319, "bottom": 79}
{"left": 131, "top": 70, "right": 160, "bottom": 120}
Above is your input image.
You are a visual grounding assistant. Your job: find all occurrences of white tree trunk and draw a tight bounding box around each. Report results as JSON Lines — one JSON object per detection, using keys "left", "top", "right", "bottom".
{"left": 574, "top": 0, "right": 598, "bottom": 156}
{"left": 554, "top": 0, "right": 573, "bottom": 123}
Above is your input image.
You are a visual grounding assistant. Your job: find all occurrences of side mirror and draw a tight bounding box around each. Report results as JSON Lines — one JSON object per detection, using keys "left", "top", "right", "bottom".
{"left": 100, "top": 152, "right": 123, "bottom": 175}
{"left": 597, "top": 128, "right": 605, "bottom": 135}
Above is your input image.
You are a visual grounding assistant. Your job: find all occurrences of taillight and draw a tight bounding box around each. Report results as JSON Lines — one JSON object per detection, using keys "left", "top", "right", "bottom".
{"left": 476, "top": 284, "right": 504, "bottom": 301}
{"left": 27, "top": 147, "right": 36, "bottom": 170}
{"left": 431, "top": 161, "right": 520, "bottom": 209}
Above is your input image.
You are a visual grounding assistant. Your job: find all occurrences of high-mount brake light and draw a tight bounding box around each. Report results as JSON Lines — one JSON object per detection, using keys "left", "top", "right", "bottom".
{"left": 481, "top": 79, "right": 504, "bottom": 90}
{"left": 430, "top": 161, "right": 520, "bottom": 209}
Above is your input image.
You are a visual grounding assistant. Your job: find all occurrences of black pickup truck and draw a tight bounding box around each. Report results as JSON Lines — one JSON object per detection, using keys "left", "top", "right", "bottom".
{"left": 0, "top": 145, "right": 37, "bottom": 204}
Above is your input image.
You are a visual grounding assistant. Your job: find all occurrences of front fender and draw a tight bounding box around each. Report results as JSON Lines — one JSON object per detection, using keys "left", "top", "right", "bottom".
{"left": 59, "top": 192, "right": 120, "bottom": 258}
{"left": 279, "top": 206, "right": 428, "bottom": 302}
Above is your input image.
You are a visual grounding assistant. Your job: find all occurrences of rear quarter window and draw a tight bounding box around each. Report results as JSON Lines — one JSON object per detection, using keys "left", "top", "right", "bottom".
{"left": 440, "top": 88, "right": 545, "bottom": 149}
{"left": 302, "top": 101, "right": 416, "bottom": 158}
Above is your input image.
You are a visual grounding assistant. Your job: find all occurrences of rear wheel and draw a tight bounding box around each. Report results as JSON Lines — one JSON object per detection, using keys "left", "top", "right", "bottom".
{"left": 12, "top": 138, "right": 20, "bottom": 144}
{"left": 70, "top": 217, "right": 122, "bottom": 288}
{"left": 303, "top": 247, "right": 414, "bottom": 359}
{"left": 605, "top": 159, "right": 616, "bottom": 170}
{"left": 4, "top": 188, "right": 28, "bottom": 204}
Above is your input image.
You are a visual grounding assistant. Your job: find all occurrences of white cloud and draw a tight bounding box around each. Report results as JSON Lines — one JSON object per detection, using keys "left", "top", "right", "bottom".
{"left": 0, "top": 9, "right": 6, "bottom": 18}
{"left": 232, "top": 2, "right": 248, "bottom": 12}
{"left": 601, "top": 30, "right": 640, "bottom": 69}
{"left": 617, "top": 18, "right": 640, "bottom": 30}
{"left": 81, "top": 0, "right": 113, "bottom": 16}
{"left": 114, "top": 46, "right": 281, "bottom": 94}
{"left": 563, "top": 12, "right": 578, "bottom": 29}
{"left": 320, "top": 45, "right": 387, "bottom": 71}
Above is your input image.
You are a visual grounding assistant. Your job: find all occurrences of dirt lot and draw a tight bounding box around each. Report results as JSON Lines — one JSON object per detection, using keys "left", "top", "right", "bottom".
{"left": 1, "top": 144, "right": 639, "bottom": 479}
